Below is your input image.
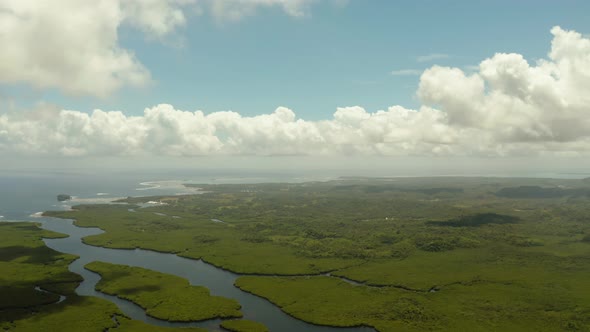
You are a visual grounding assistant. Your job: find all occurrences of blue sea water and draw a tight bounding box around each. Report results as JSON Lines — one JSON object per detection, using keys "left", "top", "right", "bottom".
{"left": 0, "top": 168, "right": 332, "bottom": 220}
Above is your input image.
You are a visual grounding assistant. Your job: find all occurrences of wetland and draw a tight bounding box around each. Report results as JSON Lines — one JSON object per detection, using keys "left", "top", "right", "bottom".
{"left": 1, "top": 175, "right": 590, "bottom": 331}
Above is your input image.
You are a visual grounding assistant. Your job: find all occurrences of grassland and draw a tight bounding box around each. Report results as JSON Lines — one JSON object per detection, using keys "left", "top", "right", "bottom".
{"left": 220, "top": 319, "right": 269, "bottom": 332}
{"left": 86, "top": 261, "right": 242, "bottom": 321}
{"left": 0, "top": 221, "right": 208, "bottom": 332}
{"left": 43, "top": 177, "right": 590, "bottom": 331}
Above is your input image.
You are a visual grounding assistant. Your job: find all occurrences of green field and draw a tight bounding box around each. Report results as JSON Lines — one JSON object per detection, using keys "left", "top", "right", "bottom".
{"left": 37, "top": 177, "right": 590, "bottom": 331}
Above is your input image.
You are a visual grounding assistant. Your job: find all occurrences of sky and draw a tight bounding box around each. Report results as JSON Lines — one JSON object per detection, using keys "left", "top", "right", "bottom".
{"left": 1, "top": 0, "right": 590, "bottom": 174}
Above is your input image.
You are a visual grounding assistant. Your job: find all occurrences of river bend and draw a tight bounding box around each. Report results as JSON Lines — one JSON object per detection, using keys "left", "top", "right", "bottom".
{"left": 40, "top": 218, "right": 374, "bottom": 332}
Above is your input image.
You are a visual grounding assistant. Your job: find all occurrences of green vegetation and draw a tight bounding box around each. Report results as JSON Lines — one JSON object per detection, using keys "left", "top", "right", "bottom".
{"left": 220, "top": 319, "right": 269, "bottom": 332}
{"left": 495, "top": 185, "right": 590, "bottom": 198}
{"left": 235, "top": 276, "right": 432, "bottom": 331}
{"left": 236, "top": 275, "right": 589, "bottom": 332}
{"left": 0, "top": 222, "right": 81, "bottom": 312}
{"left": 115, "top": 316, "right": 206, "bottom": 332}
{"left": 4, "top": 296, "right": 121, "bottom": 332}
{"left": 0, "top": 221, "right": 207, "bottom": 332}
{"left": 43, "top": 177, "right": 590, "bottom": 331}
{"left": 425, "top": 212, "right": 518, "bottom": 227}
{"left": 7, "top": 300, "right": 206, "bottom": 332}
{"left": 45, "top": 199, "right": 362, "bottom": 275}
{"left": 85, "top": 261, "right": 242, "bottom": 321}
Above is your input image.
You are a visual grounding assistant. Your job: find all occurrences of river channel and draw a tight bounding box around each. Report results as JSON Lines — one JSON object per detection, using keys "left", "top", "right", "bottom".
{"left": 2, "top": 171, "right": 373, "bottom": 331}
{"left": 40, "top": 218, "right": 373, "bottom": 332}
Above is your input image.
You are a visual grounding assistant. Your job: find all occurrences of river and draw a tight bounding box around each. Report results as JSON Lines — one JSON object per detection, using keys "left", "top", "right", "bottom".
{"left": 0, "top": 170, "right": 373, "bottom": 332}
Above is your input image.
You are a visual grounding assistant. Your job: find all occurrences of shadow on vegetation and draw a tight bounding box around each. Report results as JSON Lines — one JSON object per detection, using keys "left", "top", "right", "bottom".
{"left": 0, "top": 295, "right": 93, "bottom": 325}
{"left": 118, "top": 284, "right": 163, "bottom": 295}
{"left": 331, "top": 184, "right": 464, "bottom": 195}
{"left": 0, "top": 245, "right": 66, "bottom": 264}
{"left": 426, "top": 213, "right": 519, "bottom": 227}
{"left": 0, "top": 286, "right": 60, "bottom": 310}
{"left": 496, "top": 185, "right": 590, "bottom": 198}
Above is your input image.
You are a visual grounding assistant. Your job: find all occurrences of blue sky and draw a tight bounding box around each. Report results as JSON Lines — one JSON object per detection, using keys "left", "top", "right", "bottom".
{"left": 8, "top": 0, "right": 590, "bottom": 120}
{"left": 2, "top": 0, "right": 590, "bottom": 166}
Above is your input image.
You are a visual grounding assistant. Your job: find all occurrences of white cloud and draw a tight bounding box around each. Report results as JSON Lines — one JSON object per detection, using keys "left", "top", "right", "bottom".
{"left": 122, "top": 0, "right": 195, "bottom": 37}
{"left": 0, "top": 0, "right": 322, "bottom": 98}
{"left": 418, "top": 66, "right": 485, "bottom": 127}
{"left": 416, "top": 53, "right": 450, "bottom": 63}
{"left": 391, "top": 69, "right": 423, "bottom": 76}
{"left": 418, "top": 26, "right": 590, "bottom": 148}
{"left": 205, "top": 0, "right": 316, "bottom": 21}
{"left": 0, "top": 103, "right": 455, "bottom": 157}
{"left": 1, "top": 26, "right": 590, "bottom": 158}
{"left": 0, "top": 0, "right": 193, "bottom": 97}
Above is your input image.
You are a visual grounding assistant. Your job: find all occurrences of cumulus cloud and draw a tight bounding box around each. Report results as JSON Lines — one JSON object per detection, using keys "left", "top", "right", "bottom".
{"left": 1, "top": 26, "right": 590, "bottom": 158}
{"left": 0, "top": 104, "right": 457, "bottom": 157}
{"left": 0, "top": 0, "right": 188, "bottom": 97}
{"left": 418, "top": 26, "right": 590, "bottom": 147}
{"left": 0, "top": 0, "right": 321, "bottom": 98}
{"left": 122, "top": 0, "right": 195, "bottom": 37}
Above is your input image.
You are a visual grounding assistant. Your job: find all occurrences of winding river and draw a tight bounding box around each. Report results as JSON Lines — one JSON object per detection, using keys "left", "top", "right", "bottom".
{"left": 40, "top": 217, "right": 374, "bottom": 332}
{"left": 1, "top": 172, "right": 373, "bottom": 331}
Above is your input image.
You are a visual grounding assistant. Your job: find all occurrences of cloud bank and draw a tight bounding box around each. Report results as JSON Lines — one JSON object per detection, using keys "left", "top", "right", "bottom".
{"left": 1, "top": 27, "right": 590, "bottom": 158}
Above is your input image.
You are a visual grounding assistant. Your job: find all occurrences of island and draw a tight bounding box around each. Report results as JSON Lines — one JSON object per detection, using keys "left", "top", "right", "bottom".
{"left": 85, "top": 261, "right": 243, "bottom": 322}
{"left": 220, "top": 319, "right": 269, "bottom": 332}
{"left": 57, "top": 194, "right": 72, "bottom": 202}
